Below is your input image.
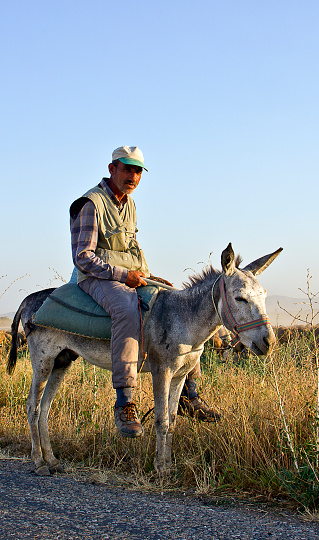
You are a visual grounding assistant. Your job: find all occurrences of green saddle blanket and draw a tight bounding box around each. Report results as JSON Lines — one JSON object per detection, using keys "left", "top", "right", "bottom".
{"left": 33, "top": 283, "right": 159, "bottom": 340}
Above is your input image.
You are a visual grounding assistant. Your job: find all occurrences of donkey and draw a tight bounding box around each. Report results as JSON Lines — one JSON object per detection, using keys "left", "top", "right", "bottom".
{"left": 8, "top": 243, "right": 282, "bottom": 477}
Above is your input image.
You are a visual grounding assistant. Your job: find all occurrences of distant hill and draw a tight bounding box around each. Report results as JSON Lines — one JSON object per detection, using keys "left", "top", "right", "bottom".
{"left": 0, "top": 316, "right": 13, "bottom": 331}
{"left": 2, "top": 312, "right": 15, "bottom": 319}
{"left": 266, "top": 296, "right": 314, "bottom": 327}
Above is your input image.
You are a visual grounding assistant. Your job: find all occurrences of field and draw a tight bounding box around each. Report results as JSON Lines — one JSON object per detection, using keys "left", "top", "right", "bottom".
{"left": 1, "top": 329, "right": 319, "bottom": 511}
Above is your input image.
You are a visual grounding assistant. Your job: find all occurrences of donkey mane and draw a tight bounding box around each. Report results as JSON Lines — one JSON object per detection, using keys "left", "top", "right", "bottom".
{"left": 182, "top": 254, "right": 242, "bottom": 289}
{"left": 182, "top": 266, "right": 220, "bottom": 289}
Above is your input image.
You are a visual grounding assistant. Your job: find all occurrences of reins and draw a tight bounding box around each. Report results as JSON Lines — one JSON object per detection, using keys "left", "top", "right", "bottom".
{"left": 137, "top": 297, "right": 147, "bottom": 374}
{"left": 211, "top": 273, "right": 271, "bottom": 348}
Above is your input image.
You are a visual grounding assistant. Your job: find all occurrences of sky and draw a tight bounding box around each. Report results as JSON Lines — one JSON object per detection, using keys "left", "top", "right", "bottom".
{"left": 1, "top": 0, "right": 318, "bottom": 314}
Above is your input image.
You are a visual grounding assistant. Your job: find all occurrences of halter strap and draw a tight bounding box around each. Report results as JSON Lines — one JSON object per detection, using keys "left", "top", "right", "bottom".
{"left": 211, "top": 273, "right": 271, "bottom": 348}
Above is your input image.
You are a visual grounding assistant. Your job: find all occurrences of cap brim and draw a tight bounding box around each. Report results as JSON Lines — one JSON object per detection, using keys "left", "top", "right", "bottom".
{"left": 118, "top": 157, "right": 148, "bottom": 172}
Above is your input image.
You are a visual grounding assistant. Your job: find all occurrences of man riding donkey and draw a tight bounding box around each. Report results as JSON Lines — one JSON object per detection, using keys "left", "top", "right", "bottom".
{"left": 70, "top": 145, "right": 220, "bottom": 438}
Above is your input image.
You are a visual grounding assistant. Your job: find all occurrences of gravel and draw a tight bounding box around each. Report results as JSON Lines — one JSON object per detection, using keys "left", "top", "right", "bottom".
{"left": 0, "top": 458, "right": 319, "bottom": 539}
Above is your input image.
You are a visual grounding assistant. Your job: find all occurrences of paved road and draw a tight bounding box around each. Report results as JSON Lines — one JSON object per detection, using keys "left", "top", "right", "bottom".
{"left": 0, "top": 458, "right": 319, "bottom": 539}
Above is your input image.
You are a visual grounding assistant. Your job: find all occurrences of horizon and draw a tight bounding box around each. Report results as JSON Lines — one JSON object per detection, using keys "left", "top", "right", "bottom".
{"left": 0, "top": 290, "right": 313, "bottom": 317}
{"left": 1, "top": 289, "right": 316, "bottom": 330}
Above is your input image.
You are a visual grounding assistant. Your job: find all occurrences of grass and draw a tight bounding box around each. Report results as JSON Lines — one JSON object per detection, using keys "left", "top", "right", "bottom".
{"left": 0, "top": 332, "right": 319, "bottom": 509}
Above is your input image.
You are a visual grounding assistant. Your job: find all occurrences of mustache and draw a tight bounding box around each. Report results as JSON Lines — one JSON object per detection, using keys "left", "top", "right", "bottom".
{"left": 125, "top": 181, "right": 138, "bottom": 187}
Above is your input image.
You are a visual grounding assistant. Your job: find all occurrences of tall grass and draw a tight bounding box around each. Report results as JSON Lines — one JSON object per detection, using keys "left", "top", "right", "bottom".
{"left": 1, "top": 331, "right": 319, "bottom": 508}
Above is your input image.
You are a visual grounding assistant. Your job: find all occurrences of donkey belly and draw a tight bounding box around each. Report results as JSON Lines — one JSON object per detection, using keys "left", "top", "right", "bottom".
{"left": 82, "top": 347, "right": 112, "bottom": 370}
{"left": 61, "top": 332, "right": 114, "bottom": 370}
{"left": 35, "top": 329, "right": 151, "bottom": 374}
{"left": 27, "top": 327, "right": 113, "bottom": 371}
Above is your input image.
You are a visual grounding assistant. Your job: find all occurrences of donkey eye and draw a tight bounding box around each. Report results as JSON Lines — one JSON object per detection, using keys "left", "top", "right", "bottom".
{"left": 235, "top": 297, "right": 248, "bottom": 303}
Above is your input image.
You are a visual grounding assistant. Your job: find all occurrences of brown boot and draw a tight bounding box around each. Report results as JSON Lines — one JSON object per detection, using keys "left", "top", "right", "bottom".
{"left": 178, "top": 395, "right": 221, "bottom": 422}
{"left": 114, "top": 402, "right": 144, "bottom": 438}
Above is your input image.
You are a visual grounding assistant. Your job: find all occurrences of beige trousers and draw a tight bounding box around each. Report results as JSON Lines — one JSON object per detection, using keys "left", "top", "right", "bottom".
{"left": 79, "top": 277, "right": 140, "bottom": 388}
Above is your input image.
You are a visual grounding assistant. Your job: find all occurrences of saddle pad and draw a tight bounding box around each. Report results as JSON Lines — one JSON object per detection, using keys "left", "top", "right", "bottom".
{"left": 33, "top": 283, "right": 159, "bottom": 339}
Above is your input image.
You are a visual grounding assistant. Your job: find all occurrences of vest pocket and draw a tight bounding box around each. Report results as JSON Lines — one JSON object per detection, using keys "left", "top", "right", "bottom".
{"left": 105, "top": 231, "right": 127, "bottom": 251}
{"left": 95, "top": 246, "right": 149, "bottom": 274}
{"left": 97, "top": 248, "right": 133, "bottom": 270}
{"left": 100, "top": 228, "right": 136, "bottom": 252}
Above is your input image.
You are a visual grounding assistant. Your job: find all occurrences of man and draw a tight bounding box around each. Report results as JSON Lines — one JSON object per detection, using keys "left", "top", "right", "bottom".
{"left": 70, "top": 146, "right": 219, "bottom": 439}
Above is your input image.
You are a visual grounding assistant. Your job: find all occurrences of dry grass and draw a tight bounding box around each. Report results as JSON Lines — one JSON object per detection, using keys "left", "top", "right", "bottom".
{"left": 0, "top": 334, "right": 319, "bottom": 508}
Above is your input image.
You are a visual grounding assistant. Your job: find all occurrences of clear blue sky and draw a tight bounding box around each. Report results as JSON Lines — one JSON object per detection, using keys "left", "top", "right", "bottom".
{"left": 1, "top": 0, "right": 318, "bottom": 313}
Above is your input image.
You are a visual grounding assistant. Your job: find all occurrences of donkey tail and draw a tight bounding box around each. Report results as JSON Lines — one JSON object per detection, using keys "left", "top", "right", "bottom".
{"left": 7, "top": 303, "right": 24, "bottom": 375}
{"left": 7, "top": 287, "right": 56, "bottom": 375}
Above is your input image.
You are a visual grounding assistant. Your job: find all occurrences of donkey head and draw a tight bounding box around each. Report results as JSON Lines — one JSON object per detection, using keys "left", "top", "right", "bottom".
{"left": 218, "top": 243, "right": 283, "bottom": 355}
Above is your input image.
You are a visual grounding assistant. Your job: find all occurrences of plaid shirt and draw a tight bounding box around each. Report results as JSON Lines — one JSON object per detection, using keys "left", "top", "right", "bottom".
{"left": 70, "top": 178, "right": 129, "bottom": 282}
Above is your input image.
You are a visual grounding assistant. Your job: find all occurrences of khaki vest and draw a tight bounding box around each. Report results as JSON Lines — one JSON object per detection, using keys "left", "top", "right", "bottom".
{"left": 71, "top": 185, "right": 150, "bottom": 283}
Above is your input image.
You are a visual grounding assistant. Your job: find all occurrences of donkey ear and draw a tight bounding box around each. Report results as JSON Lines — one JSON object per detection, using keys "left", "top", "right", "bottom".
{"left": 221, "top": 243, "right": 236, "bottom": 275}
{"left": 243, "top": 247, "right": 283, "bottom": 276}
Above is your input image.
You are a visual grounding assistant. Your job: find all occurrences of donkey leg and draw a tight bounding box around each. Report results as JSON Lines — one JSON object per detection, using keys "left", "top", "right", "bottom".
{"left": 38, "top": 361, "right": 73, "bottom": 473}
{"left": 26, "top": 360, "right": 55, "bottom": 476}
{"left": 152, "top": 370, "right": 171, "bottom": 477}
{"left": 165, "top": 375, "right": 186, "bottom": 469}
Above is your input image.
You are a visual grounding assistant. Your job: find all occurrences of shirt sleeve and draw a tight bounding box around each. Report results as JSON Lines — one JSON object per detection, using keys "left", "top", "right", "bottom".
{"left": 71, "top": 200, "right": 128, "bottom": 282}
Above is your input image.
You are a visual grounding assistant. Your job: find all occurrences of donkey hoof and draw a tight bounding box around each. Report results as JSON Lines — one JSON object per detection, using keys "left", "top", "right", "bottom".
{"left": 49, "top": 463, "right": 64, "bottom": 474}
{"left": 35, "top": 465, "right": 51, "bottom": 476}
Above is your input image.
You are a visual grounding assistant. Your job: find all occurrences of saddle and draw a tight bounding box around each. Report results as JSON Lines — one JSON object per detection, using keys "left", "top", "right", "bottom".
{"left": 32, "top": 283, "right": 159, "bottom": 340}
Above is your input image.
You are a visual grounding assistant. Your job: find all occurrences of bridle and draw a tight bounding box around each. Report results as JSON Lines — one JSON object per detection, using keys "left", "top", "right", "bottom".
{"left": 211, "top": 273, "right": 271, "bottom": 348}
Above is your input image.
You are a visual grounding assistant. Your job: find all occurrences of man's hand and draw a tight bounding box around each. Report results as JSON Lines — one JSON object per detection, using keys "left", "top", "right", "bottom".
{"left": 125, "top": 270, "right": 147, "bottom": 288}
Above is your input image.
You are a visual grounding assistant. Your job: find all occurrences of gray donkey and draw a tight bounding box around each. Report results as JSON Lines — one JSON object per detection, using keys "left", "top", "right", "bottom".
{"left": 8, "top": 243, "right": 282, "bottom": 477}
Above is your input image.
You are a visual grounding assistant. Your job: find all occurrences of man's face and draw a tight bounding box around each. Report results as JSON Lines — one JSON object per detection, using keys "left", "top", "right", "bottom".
{"left": 108, "top": 161, "right": 143, "bottom": 195}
